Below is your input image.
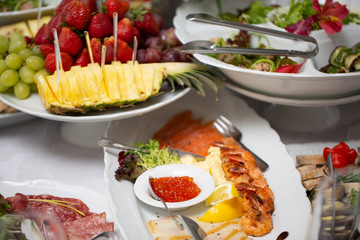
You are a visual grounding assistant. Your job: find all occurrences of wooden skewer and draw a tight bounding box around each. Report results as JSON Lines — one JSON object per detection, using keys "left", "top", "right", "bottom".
{"left": 101, "top": 46, "right": 106, "bottom": 70}
{"left": 37, "top": 0, "right": 43, "bottom": 31}
{"left": 84, "top": 31, "right": 94, "bottom": 64}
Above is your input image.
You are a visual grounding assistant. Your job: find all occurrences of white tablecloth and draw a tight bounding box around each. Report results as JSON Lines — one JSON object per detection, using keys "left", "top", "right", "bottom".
{"left": 0, "top": 118, "right": 108, "bottom": 194}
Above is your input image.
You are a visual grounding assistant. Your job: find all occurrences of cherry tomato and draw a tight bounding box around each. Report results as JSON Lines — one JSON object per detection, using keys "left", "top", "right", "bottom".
{"left": 331, "top": 152, "right": 348, "bottom": 168}
{"left": 323, "top": 142, "right": 358, "bottom": 169}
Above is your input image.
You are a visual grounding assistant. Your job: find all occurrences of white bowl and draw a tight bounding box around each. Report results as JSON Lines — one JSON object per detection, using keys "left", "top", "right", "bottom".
{"left": 174, "top": 0, "right": 360, "bottom": 101}
{"left": 134, "top": 164, "right": 215, "bottom": 211}
{"left": 0, "top": 0, "right": 59, "bottom": 26}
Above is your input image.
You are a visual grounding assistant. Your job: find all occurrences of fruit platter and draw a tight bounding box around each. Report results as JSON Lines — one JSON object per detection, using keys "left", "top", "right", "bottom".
{"left": 174, "top": 0, "right": 360, "bottom": 105}
{"left": 103, "top": 88, "right": 311, "bottom": 240}
{"left": 0, "top": 0, "right": 221, "bottom": 122}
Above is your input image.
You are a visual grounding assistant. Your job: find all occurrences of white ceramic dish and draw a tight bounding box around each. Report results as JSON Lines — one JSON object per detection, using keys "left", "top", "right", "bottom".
{"left": 0, "top": 0, "right": 59, "bottom": 26}
{"left": 0, "top": 179, "right": 114, "bottom": 221}
{"left": 0, "top": 87, "right": 190, "bottom": 122}
{"left": 173, "top": 0, "right": 360, "bottom": 100}
{"left": 0, "top": 111, "right": 36, "bottom": 128}
{"left": 224, "top": 80, "right": 360, "bottom": 107}
{"left": 103, "top": 88, "right": 311, "bottom": 240}
{"left": 134, "top": 164, "right": 215, "bottom": 211}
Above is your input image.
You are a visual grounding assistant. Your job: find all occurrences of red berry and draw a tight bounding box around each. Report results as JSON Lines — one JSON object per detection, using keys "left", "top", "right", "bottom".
{"left": 39, "top": 44, "right": 55, "bottom": 58}
{"left": 104, "top": 0, "right": 129, "bottom": 19}
{"left": 58, "top": 27, "right": 83, "bottom": 56}
{"left": 48, "top": 15, "right": 63, "bottom": 41}
{"left": 117, "top": 17, "right": 139, "bottom": 44}
{"left": 33, "top": 24, "right": 51, "bottom": 45}
{"left": 133, "top": 10, "right": 159, "bottom": 36}
{"left": 88, "top": 12, "right": 113, "bottom": 39}
{"left": 45, "top": 52, "right": 74, "bottom": 74}
{"left": 90, "top": 38, "right": 102, "bottom": 64}
{"left": 62, "top": 1, "right": 91, "bottom": 30}
{"left": 75, "top": 48, "right": 90, "bottom": 67}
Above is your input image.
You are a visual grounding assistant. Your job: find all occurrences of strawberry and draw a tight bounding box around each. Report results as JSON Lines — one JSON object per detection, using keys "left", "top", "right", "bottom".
{"left": 116, "top": 39, "right": 133, "bottom": 63}
{"left": 55, "top": 0, "right": 73, "bottom": 15}
{"left": 33, "top": 24, "right": 51, "bottom": 45}
{"left": 39, "top": 44, "right": 55, "bottom": 58}
{"left": 103, "top": 36, "right": 132, "bottom": 63}
{"left": 62, "top": 1, "right": 91, "bottom": 30}
{"left": 45, "top": 52, "right": 74, "bottom": 74}
{"left": 58, "top": 27, "right": 83, "bottom": 56}
{"left": 104, "top": 0, "right": 129, "bottom": 19}
{"left": 88, "top": 12, "right": 113, "bottom": 39}
{"left": 117, "top": 17, "right": 139, "bottom": 44}
{"left": 131, "top": 8, "right": 159, "bottom": 36}
{"left": 90, "top": 38, "right": 102, "bottom": 64}
{"left": 75, "top": 48, "right": 90, "bottom": 67}
{"left": 48, "top": 14, "right": 63, "bottom": 41}
{"left": 80, "top": 0, "right": 97, "bottom": 13}
{"left": 103, "top": 36, "right": 115, "bottom": 64}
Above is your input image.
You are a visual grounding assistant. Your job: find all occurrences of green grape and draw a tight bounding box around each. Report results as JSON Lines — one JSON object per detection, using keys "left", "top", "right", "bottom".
{"left": 32, "top": 45, "right": 42, "bottom": 57}
{"left": 0, "top": 59, "right": 7, "bottom": 75}
{"left": 5, "top": 53, "right": 22, "bottom": 70}
{"left": 30, "top": 83, "right": 38, "bottom": 92}
{"left": 0, "top": 36, "right": 9, "bottom": 55}
{"left": 9, "top": 32, "right": 24, "bottom": 42}
{"left": 33, "top": 68, "right": 49, "bottom": 84}
{"left": 19, "top": 66, "right": 35, "bottom": 84}
{"left": 18, "top": 48, "right": 33, "bottom": 61}
{"left": 0, "top": 81, "right": 8, "bottom": 93}
{"left": 0, "top": 69, "right": 19, "bottom": 87}
{"left": 8, "top": 40, "right": 27, "bottom": 53}
{"left": 14, "top": 81, "right": 30, "bottom": 99}
{"left": 26, "top": 56, "right": 45, "bottom": 71}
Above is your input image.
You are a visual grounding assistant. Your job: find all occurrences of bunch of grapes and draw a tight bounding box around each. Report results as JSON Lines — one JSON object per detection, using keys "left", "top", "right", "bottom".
{"left": 0, "top": 32, "right": 49, "bottom": 99}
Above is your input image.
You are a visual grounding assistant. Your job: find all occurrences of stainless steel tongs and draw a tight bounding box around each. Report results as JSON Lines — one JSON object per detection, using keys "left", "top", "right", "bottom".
{"left": 181, "top": 13, "right": 319, "bottom": 58}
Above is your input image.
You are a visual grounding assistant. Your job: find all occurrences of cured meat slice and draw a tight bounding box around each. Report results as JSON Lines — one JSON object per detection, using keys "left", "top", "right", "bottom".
{"left": 26, "top": 194, "right": 91, "bottom": 223}
{"left": 64, "top": 212, "right": 107, "bottom": 231}
{"left": 6, "top": 193, "right": 30, "bottom": 212}
{"left": 65, "top": 213, "right": 114, "bottom": 240}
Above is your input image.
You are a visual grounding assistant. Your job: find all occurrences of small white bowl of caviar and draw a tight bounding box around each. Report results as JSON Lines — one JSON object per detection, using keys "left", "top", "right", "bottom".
{"left": 134, "top": 164, "right": 215, "bottom": 211}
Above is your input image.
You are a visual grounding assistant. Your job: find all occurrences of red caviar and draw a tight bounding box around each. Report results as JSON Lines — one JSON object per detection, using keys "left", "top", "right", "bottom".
{"left": 150, "top": 176, "right": 201, "bottom": 202}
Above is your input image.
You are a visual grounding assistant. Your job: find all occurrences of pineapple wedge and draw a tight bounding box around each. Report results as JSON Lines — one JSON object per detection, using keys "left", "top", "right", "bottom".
{"left": 36, "top": 61, "right": 219, "bottom": 115}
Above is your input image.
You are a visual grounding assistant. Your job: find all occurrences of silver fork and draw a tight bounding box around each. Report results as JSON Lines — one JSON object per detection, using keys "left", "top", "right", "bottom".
{"left": 213, "top": 115, "right": 269, "bottom": 172}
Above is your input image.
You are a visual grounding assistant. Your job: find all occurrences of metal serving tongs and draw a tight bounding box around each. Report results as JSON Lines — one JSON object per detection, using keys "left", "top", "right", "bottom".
{"left": 181, "top": 13, "right": 319, "bottom": 58}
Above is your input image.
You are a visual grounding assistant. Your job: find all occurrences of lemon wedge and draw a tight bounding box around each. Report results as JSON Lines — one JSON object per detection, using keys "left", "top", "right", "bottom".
{"left": 205, "top": 182, "right": 239, "bottom": 206}
{"left": 199, "top": 196, "right": 243, "bottom": 223}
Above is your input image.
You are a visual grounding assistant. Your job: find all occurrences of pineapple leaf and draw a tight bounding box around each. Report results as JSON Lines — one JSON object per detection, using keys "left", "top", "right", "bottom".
{"left": 182, "top": 73, "right": 206, "bottom": 96}
{"left": 192, "top": 71, "right": 221, "bottom": 99}
{"left": 166, "top": 76, "right": 176, "bottom": 92}
{"left": 174, "top": 74, "right": 192, "bottom": 88}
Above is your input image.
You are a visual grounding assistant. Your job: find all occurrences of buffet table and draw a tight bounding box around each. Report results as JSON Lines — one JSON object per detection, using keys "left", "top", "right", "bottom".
{"left": 1, "top": 92, "right": 360, "bottom": 195}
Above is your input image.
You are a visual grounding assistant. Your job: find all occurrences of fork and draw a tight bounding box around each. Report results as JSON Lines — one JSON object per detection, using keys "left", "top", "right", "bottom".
{"left": 213, "top": 115, "right": 269, "bottom": 172}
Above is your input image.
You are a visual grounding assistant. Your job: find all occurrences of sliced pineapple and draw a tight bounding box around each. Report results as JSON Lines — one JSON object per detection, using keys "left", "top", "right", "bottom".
{"left": 36, "top": 61, "right": 220, "bottom": 115}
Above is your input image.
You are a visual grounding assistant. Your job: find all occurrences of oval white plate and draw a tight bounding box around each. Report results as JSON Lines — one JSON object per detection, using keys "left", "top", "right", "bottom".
{"left": 134, "top": 164, "right": 215, "bottom": 211}
{"left": 173, "top": 0, "right": 360, "bottom": 101}
{"left": 0, "top": 87, "right": 190, "bottom": 122}
{"left": 104, "top": 88, "right": 312, "bottom": 240}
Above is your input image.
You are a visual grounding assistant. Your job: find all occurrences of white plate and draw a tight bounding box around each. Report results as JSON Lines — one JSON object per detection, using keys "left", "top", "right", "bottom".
{"left": 0, "top": 179, "right": 114, "bottom": 221}
{"left": 0, "top": 0, "right": 59, "bottom": 26}
{"left": 173, "top": 0, "right": 360, "bottom": 101}
{"left": 0, "top": 87, "right": 190, "bottom": 122}
{"left": 0, "top": 111, "right": 36, "bottom": 128}
{"left": 224, "top": 80, "right": 360, "bottom": 107}
{"left": 103, "top": 88, "right": 311, "bottom": 240}
{"left": 134, "top": 164, "right": 215, "bottom": 211}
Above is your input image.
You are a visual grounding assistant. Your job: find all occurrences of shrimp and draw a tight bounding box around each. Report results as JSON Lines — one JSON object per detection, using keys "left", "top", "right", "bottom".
{"left": 217, "top": 144, "right": 275, "bottom": 237}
